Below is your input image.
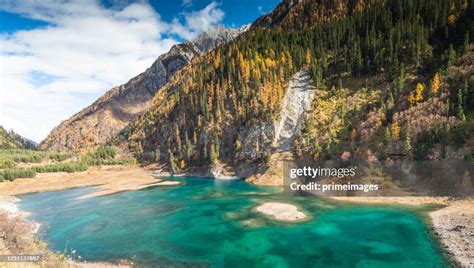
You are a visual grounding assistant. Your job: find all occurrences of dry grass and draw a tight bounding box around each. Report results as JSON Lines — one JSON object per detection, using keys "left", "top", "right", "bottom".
{"left": 0, "top": 212, "right": 41, "bottom": 256}
{"left": 0, "top": 165, "right": 177, "bottom": 199}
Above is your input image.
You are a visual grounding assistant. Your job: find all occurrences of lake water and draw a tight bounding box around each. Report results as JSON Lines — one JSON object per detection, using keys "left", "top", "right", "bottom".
{"left": 18, "top": 177, "right": 451, "bottom": 267}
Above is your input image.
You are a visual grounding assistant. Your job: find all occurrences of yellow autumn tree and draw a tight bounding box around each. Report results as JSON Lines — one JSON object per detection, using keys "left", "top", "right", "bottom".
{"left": 197, "top": 114, "right": 203, "bottom": 128}
{"left": 179, "top": 159, "right": 186, "bottom": 170}
{"left": 213, "top": 49, "right": 221, "bottom": 69}
{"left": 415, "top": 83, "right": 424, "bottom": 103}
{"left": 391, "top": 122, "right": 400, "bottom": 140}
{"left": 350, "top": 128, "right": 357, "bottom": 142}
{"left": 448, "top": 14, "right": 457, "bottom": 25}
{"left": 431, "top": 73, "right": 440, "bottom": 95}
{"left": 235, "top": 138, "right": 242, "bottom": 151}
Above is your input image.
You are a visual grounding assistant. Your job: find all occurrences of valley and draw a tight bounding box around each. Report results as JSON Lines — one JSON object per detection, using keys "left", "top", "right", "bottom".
{"left": 1, "top": 0, "right": 473, "bottom": 266}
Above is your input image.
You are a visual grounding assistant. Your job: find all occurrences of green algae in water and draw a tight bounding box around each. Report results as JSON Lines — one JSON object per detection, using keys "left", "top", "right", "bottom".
{"left": 18, "top": 177, "right": 451, "bottom": 267}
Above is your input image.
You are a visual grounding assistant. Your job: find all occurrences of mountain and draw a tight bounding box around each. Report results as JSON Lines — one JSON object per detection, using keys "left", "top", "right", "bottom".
{"left": 193, "top": 25, "right": 249, "bottom": 53}
{"left": 119, "top": 0, "right": 474, "bottom": 182}
{"left": 39, "top": 26, "right": 244, "bottom": 152}
{"left": 0, "top": 126, "right": 37, "bottom": 149}
{"left": 252, "top": 0, "right": 365, "bottom": 30}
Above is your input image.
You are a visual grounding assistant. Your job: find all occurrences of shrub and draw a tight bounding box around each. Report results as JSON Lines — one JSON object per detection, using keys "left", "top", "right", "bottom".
{"left": 2, "top": 168, "right": 36, "bottom": 181}
{"left": 49, "top": 152, "right": 75, "bottom": 162}
{"left": 449, "top": 122, "right": 470, "bottom": 148}
{"left": 0, "top": 149, "right": 77, "bottom": 164}
{"left": 0, "top": 159, "right": 16, "bottom": 169}
{"left": 33, "top": 162, "right": 88, "bottom": 173}
{"left": 0, "top": 149, "right": 47, "bottom": 163}
{"left": 81, "top": 146, "right": 118, "bottom": 165}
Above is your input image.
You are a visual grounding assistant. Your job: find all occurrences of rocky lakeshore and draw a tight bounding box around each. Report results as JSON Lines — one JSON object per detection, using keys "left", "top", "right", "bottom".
{"left": 430, "top": 199, "right": 474, "bottom": 267}
{"left": 0, "top": 198, "right": 130, "bottom": 267}
{"left": 1, "top": 168, "right": 471, "bottom": 266}
{"left": 331, "top": 196, "right": 474, "bottom": 266}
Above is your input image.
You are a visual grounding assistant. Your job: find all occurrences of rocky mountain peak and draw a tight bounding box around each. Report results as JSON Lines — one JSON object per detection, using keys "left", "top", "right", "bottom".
{"left": 40, "top": 25, "right": 244, "bottom": 152}
{"left": 193, "top": 25, "right": 247, "bottom": 53}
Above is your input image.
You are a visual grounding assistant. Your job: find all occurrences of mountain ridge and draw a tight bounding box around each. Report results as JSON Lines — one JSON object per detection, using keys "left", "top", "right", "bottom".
{"left": 0, "top": 126, "right": 37, "bottom": 149}
{"left": 252, "top": 0, "right": 365, "bottom": 30}
{"left": 39, "top": 26, "right": 244, "bottom": 152}
{"left": 118, "top": 0, "right": 473, "bottom": 182}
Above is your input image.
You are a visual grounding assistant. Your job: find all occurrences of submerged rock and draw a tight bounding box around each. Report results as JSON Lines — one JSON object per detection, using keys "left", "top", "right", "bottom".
{"left": 255, "top": 202, "right": 306, "bottom": 222}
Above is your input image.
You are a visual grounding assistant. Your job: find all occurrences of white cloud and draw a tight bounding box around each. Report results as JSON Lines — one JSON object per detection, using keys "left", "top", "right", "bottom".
{"left": 181, "top": 0, "right": 193, "bottom": 7}
{"left": 0, "top": 0, "right": 224, "bottom": 142}
{"left": 171, "top": 2, "right": 224, "bottom": 40}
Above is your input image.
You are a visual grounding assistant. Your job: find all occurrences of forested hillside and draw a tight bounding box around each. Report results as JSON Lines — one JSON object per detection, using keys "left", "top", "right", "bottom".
{"left": 0, "top": 126, "right": 36, "bottom": 150}
{"left": 119, "top": 0, "right": 474, "bottom": 174}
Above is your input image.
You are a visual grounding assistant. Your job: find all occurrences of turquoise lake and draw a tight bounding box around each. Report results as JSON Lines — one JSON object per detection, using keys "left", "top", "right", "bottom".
{"left": 18, "top": 177, "right": 451, "bottom": 267}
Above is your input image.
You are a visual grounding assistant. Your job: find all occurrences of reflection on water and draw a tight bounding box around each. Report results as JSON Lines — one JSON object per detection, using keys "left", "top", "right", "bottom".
{"left": 19, "top": 177, "right": 451, "bottom": 267}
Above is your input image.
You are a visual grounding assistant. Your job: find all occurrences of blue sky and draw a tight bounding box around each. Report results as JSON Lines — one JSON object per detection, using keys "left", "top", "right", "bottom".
{"left": 0, "top": 0, "right": 280, "bottom": 142}
{"left": 0, "top": 1, "right": 278, "bottom": 34}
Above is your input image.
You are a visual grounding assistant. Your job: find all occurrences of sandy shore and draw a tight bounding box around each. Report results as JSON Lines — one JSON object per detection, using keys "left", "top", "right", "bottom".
{"left": 255, "top": 202, "right": 306, "bottom": 222}
{"left": 430, "top": 199, "right": 474, "bottom": 267}
{"left": 0, "top": 165, "right": 179, "bottom": 199}
{"left": 330, "top": 196, "right": 474, "bottom": 266}
{"left": 0, "top": 196, "right": 21, "bottom": 215}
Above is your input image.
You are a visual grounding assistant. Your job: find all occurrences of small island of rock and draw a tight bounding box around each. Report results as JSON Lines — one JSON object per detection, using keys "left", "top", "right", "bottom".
{"left": 255, "top": 202, "right": 307, "bottom": 222}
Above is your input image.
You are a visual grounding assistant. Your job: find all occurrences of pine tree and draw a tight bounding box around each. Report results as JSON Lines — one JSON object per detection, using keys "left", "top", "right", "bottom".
{"left": 405, "top": 122, "right": 412, "bottom": 158}
{"left": 168, "top": 149, "right": 177, "bottom": 172}
{"left": 385, "top": 127, "right": 391, "bottom": 144}
{"left": 408, "top": 92, "right": 416, "bottom": 107}
{"left": 175, "top": 125, "right": 182, "bottom": 153}
{"left": 185, "top": 132, "right": 193, "bottom": 159}
{"left": 447, "top": 44, "right": 457, "bottom": 67}
{"left": 458, "top": 87, "right": 466, "bottom": 121}
{"left": 210, "top": 142, "right": 219, "bottom": 163}
{"left": 463, "top": 32, "right": 470, "bottom": 54}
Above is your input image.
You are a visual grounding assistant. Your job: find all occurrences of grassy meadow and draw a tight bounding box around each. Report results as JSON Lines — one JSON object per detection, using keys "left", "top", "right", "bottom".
{"left": 0, "top": 146, "right": 135, "bottom": 181}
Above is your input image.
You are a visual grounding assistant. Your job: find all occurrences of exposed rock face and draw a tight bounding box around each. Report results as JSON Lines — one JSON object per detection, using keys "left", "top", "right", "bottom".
{"left": 245, "top": 151, "right": 293, "bottom": 186}
{"left": 273, "top": 69, "right": 316, "bottom": 150}
{"left": 236, "top": 122, "right": 275, "bottom": 161}
{"left": 236, "top": 69, "right": 315, "bottom": 162}
{"left": 40, "top": 26, "right": 245, "bottom": 152}
{"left": 240, "top": 70, "right": 315, "bottom": 186}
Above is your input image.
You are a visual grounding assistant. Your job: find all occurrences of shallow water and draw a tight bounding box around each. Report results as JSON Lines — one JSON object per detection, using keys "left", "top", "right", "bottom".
{"left": 19, "top": 177, "right": 450, "bottom": 267}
